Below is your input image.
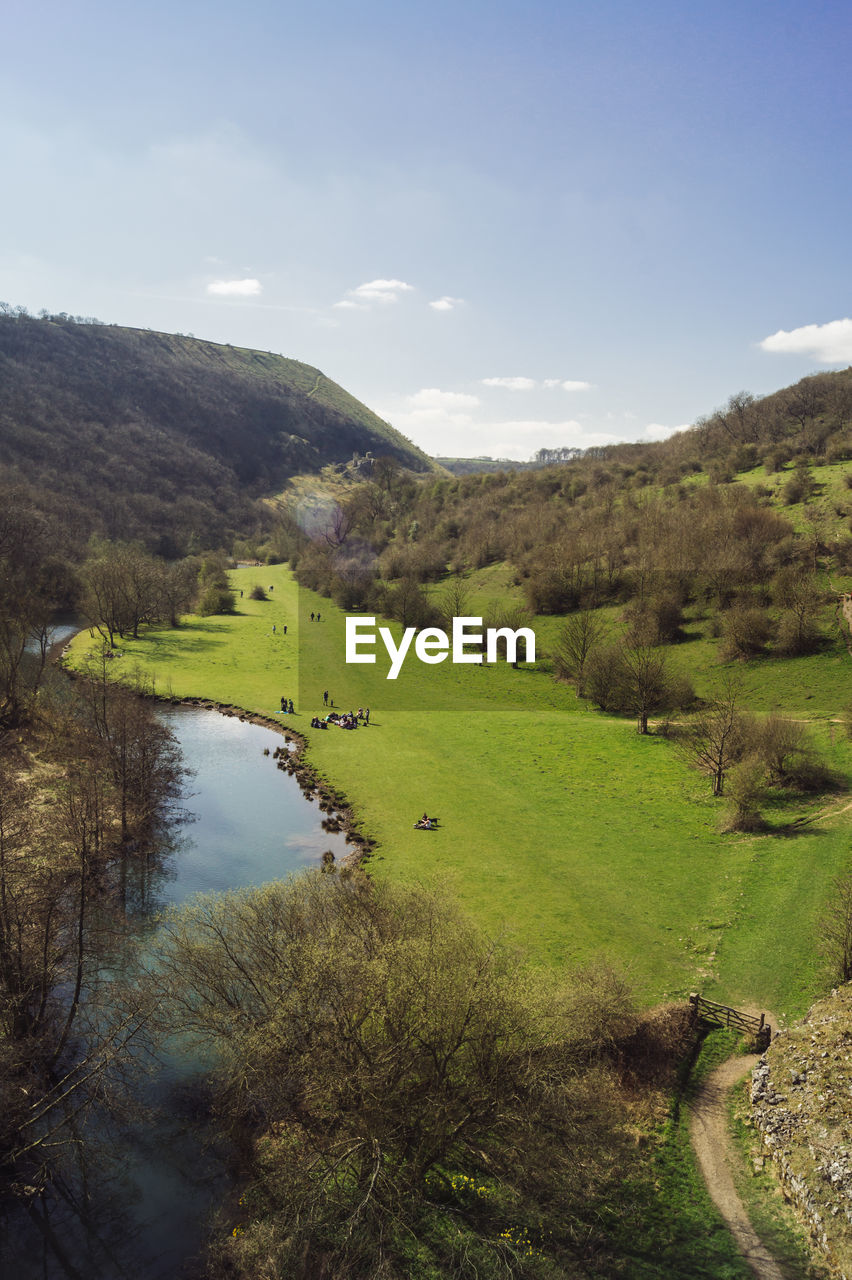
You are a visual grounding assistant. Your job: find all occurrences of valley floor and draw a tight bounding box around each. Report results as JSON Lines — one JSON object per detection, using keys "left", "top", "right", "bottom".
{"left": 67, "top": 563, "right": 852, "bottom": 1019}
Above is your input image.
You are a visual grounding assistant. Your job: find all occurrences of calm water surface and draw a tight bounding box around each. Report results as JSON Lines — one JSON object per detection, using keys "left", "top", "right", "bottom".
{"left": 1, "top": 706, "right": 350, "bottom": 1280}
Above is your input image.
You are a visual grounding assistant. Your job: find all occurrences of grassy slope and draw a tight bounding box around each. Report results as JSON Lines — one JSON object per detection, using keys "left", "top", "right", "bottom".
{"left": 735, "top": 459, "right": 852, "bottom": 538}
{"left": 69, "top": 563, "right": 852, "bottom": 1017}
{"left": 189, "top": 339, "right": 424, "bottom": 459}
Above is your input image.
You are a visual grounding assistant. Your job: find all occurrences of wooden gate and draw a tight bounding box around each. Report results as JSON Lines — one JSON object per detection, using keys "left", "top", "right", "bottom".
{"left": 689, "top": 993, "right": 771, "bottom": 1049}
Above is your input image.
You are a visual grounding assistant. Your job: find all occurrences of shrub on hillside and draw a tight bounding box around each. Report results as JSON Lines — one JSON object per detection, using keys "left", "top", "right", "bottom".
{"left": 764, "top": 446, "right": 792, "bottom": 474}
{"left": 776, "top": 609, "right": 823, "bottom": 655}
{"left": 196, "top": 557, "right": 235, "bottom": 616}
{"left": 826, "top": 436, "right": 852, "bottom": 464}
{"left": 198, "top": 583, "right": 235, "bottom": 615}
{"left": 623, "top": 593, "right": 685, "bottom": 646}
{"left": 749, "top": 715, "right": 838, "bottom": 793}
{"left": 719, "top": 605, "right": 772, "bottom": 660}
{"left": 723, "top": 755, "right": 766, "bottom": 832}
{"left": 834, "top": 532, "right": 852, "bottom": 568}
{"left": 783, "top": 462, "right": 816, "bottom": 505}
{"left": 249, "top": 584, "right": 267, "bottom": 600}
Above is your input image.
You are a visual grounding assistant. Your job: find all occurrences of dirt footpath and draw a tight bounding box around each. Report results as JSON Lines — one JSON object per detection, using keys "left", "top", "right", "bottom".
{"left": 842, "top": 594, "right": 852, "bottom": 645}
{"left": 690, "top": 1054, "right": 787, "bottom": 1280}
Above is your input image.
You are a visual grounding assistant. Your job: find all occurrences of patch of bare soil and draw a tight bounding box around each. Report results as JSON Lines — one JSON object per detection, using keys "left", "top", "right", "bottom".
{"left": 839, "top": 594, "right": 852, "bottom": 653}
{"left": 690, "top": 1054, "right": 788, "bottom": 1280}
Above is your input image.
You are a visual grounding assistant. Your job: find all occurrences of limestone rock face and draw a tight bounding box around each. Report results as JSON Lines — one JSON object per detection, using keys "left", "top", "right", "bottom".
{"left": 752, "top": 986, "right": 852, "bottom": 1278}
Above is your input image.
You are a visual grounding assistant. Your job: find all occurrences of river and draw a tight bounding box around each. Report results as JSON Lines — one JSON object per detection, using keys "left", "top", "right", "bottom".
{"left": 0, "top": 706, "right": 351, "bottom": 1280}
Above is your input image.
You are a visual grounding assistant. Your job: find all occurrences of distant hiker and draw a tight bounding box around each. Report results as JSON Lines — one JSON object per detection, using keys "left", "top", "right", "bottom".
{"left": 288, "top": 699, "right": 294, "bottom": 714}
{"left": 283, "top": 625, "right": 287, "bottom": 635}
{"left": 280, "top": 696, "right": 287, "bottom": 712}
{"left": 240, "top": 590, "right": 243, "bottom": 598}
{"left": 323, "top": 690, "right": 329, "bottom": 705}
{"left": 317, "top": 612, "right": 321, "bottom": 622}
{"left": 272, "top": 624, "right": 276, "bottom": 633}
{"left": 364, "top": 707, "right": 370, "bottom": 724}
{"left": 269, "top": 585, "right": 274, "bottom": 591}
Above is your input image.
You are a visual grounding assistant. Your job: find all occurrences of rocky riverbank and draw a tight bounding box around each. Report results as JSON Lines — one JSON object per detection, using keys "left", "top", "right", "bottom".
{"left": 168, "top": 696, "right": 375, "bottom": 870}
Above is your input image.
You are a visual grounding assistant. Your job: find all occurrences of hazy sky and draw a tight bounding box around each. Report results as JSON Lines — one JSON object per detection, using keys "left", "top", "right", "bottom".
{"left": 3, "top": 0, "right": 852, "bottom": 459}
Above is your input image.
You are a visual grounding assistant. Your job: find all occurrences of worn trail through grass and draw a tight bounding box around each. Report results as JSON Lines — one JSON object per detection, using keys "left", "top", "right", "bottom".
{"left": 690, "top": 1055, "right": 787, "bottom": 1280}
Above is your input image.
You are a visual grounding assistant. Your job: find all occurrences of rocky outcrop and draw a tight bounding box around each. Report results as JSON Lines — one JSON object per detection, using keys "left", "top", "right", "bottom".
{"left": 751, "top": 987, "right": 852, "bottom": 1277}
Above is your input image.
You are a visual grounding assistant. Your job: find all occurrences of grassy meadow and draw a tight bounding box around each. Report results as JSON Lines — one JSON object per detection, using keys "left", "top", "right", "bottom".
{"left": 68, "top": 562, "right": 852, "bottom": 1017}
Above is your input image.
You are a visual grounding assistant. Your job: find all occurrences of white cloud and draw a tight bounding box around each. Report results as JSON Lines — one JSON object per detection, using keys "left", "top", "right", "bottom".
{"left": 429, "top": 295, "right": 464, "bottom": 311}
{"left": 482, "top": 376, "right": 592, "bottom": 392}
{"left": 333, "top": 299, "right": 366, "bottom": 310}
{"left": 407, "top": 388, "right": 480, "bottom": 413}
{"left": 477, "top": 420, "right": 620, "bottom": 460}
{"left": 349, "top": 278, "right": 415, "bottom": 304}
{"left": 759, "top": 318, "right": 852, "bottom": 363}
{"left": 542, "top": 378, "right": 592, "bottom": 391}
{"left": 206, "top": 277, "right": 262, "bottom": 297}
{"left": 389, "top": 389, "right": 482, "bottom": 434}
{"left": 643, "top": 422, "right": 687, "bottom": 441}
{"left": 482, "top": 376, "right": 537, "bottom": 391}
{"left": 382, "top": 394, "right": 621, "bottom": 460}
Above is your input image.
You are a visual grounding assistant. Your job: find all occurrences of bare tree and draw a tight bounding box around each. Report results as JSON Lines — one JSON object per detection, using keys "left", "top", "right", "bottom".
{"left": 0, "top": 493, "right": 58, "bottom": 726}
{"left": 75, "top": 652, "right": 185, "bottom": 844}
{"left": 150, "top": 873, "right": 633, "bottom": 1276}
{"left": 681, "top": 677, "right": 747, "bottom": 796}
{"left": 773, "top": 567, "right": 823, "bottom": 654}
{"left": 554, "top": 610, "right": 608, "bottom": 695}
{"left": 821, "top": 871, "right": 852, "bottom": 984}
{"left": 619, "top": 643, "right": 677, "bottom": 735}
{"left": 437, "top": 577, "right": 471, "bottom": 629}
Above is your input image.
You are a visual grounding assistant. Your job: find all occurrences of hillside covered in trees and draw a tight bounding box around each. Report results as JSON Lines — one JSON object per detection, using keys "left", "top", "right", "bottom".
{"left": 294, "top": 372, "right": 852, "bottom": 621}
{"left": 0, "top": 310, "right": 432, "bottom": 557}
{"left": 531, "top": 372, "right": 852, "bottom": 475}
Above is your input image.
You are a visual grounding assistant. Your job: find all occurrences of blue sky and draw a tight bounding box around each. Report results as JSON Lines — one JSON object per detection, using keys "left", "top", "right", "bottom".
{"left": 3, "top": 0, "right": 852, "bottom": 458}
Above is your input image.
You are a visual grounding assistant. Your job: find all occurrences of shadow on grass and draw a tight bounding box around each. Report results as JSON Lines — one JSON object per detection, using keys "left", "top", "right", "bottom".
{"left": 768, "top": 822, "right": 830, "bottom": 840}
{"left": 138, "top": 627, "right": 234, "bottom": 659}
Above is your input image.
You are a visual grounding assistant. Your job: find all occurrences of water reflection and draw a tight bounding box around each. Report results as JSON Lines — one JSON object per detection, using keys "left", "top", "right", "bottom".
{"left": 0, "top": 706, "right": 352, "bottom": 1279}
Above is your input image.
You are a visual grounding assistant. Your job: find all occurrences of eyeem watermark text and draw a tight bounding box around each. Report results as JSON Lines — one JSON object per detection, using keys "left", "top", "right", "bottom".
{"left": 345, "top": 616, "right": 536, "bottom": 680}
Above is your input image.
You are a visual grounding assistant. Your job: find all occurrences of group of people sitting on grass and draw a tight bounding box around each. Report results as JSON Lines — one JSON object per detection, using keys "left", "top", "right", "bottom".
{"left": 310, "top": 707, "right": 370, "bottom": 731}
{"left": 414, "top": 812, "right": 438, "bottom": 830}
